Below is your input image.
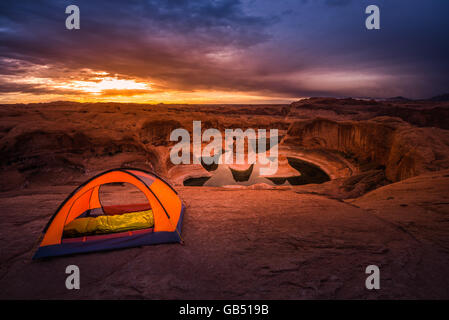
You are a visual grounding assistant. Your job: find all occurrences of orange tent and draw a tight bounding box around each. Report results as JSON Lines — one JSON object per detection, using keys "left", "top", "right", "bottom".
{"left": 33, "top": 168, "right": 184, "bottom": 259}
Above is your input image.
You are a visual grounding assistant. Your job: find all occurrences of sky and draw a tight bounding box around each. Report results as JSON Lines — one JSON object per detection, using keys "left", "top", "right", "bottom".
{"left": 0, "top": 0, "right": 448, "bottom": 104}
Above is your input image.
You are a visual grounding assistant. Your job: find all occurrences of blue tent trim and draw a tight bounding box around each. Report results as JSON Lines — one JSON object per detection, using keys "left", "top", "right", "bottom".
{"left": 33, "top": 204, "right": 185, "bottom": 260}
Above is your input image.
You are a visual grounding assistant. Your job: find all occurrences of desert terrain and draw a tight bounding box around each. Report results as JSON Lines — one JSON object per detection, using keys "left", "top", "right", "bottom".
{"left": 1, "top": 97, "right": 449, "bottom": 299}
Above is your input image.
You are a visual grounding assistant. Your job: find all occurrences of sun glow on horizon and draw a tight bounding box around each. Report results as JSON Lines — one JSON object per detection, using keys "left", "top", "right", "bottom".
{"left": 56, "top": 76, "right": 152, "bottom": 94}
{"left": 0, "top": 65, "right": 298, "bottom": 105}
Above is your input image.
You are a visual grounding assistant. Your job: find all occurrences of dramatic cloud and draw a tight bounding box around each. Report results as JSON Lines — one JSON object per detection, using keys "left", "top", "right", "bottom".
{"left": 0, "top": 0, "right": 448, "bottom": 103}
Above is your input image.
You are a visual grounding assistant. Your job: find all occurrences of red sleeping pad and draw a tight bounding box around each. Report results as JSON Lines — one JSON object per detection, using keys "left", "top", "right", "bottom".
{"left": 102, "top": 203, "right": 151, "bottom": 215}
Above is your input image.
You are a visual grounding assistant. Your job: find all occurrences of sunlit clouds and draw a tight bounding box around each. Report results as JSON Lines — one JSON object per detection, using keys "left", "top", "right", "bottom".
{"left": 0, "top": 60, "right": 293, "bottom": 104}
{"left": 0, "top": 0, "right": 448, "bottom": 103}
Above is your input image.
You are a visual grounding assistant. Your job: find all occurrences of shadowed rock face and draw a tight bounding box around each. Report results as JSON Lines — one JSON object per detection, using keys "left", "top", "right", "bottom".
{"left": 230, "top": 164, "right": 254, "bottom": 182}
{"left": 139, "top": 119, "right": 182, "bottom": 146}
{"left": 284, "top": 117, "right": 449, "bottom": 182}
{"left": 183, "top": 176, "right": 211, "bottom": 186}
{"left": 200, "top": 156, "right": 219, "bottom": 172}
{"left": 270, "top": 157, "right": 330, "bottom": 185}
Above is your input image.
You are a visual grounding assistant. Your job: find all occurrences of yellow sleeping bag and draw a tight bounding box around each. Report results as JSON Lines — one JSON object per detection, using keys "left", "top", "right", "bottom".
{"left": 63, "top": 210, "right": 154, "bottom": 238}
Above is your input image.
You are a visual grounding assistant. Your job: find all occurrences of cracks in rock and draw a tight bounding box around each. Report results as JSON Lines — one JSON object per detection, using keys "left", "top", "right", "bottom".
{"left": 293, "top": 191, "right": 424, "bottom": 247}
{"left": 362, "top": 208, "right": 422, "bottom": 244}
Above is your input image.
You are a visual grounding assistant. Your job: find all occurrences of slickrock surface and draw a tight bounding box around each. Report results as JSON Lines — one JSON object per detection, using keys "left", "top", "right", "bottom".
{"left": 1, "top": 98, "right": 448, "bottom": 299}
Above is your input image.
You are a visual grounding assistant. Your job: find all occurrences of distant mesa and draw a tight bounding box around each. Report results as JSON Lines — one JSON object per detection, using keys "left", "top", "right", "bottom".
{"left": 429, "top": 93, "right": 449, "bottom": 102}
{"left": 386, "top": 96, "right": 410, "bottom": 101}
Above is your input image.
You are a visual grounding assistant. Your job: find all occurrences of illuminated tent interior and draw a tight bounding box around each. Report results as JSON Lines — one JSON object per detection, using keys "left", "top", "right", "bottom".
{"left": 33, "top": 168, "right": 185, "bottom": 259}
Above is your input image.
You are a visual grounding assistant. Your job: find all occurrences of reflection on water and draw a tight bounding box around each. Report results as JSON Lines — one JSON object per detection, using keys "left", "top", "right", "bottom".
{"left": 183, "top": 157, "right": 330, "bottom": 187}
{"left": 203, "top": 163, "right": 274, "bottom": 187}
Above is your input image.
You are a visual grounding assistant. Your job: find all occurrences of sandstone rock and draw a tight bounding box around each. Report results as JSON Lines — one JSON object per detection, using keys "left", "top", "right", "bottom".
{"left": 284, "top": 117, "right": 449, "bottom": 182}
{"left": 1, "top": 98, "right": 449, "bottom": 299}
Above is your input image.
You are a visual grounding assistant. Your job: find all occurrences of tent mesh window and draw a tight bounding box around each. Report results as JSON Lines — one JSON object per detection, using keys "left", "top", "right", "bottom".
{"left": 62, "top": 182, "right": 153, "bottom": 239}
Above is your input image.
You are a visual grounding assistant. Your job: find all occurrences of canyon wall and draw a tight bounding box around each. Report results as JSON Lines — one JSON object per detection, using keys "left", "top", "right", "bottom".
{"left": 284, "top": 117, "right": 449, "bottom": 182}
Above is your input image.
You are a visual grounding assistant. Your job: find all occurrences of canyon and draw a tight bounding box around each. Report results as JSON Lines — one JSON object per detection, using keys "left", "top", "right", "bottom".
{"left": 0, "top": 97, "right": 448, "bottom": 298}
